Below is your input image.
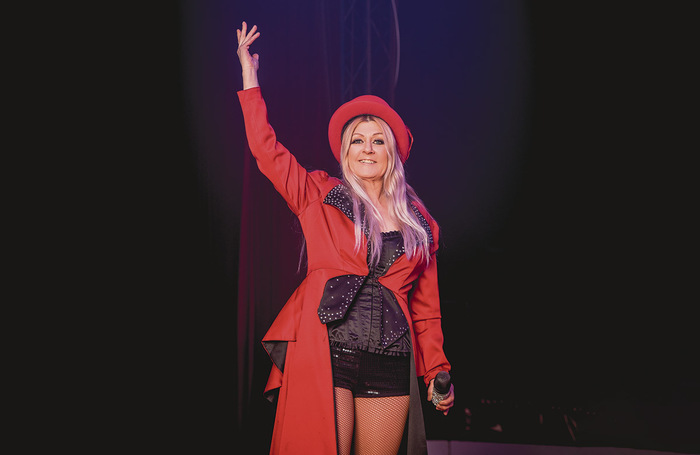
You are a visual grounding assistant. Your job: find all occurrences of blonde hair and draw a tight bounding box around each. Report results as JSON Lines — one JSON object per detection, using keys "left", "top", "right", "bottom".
{"left": 340, "top": 115, "right": 432, "bottom": 266}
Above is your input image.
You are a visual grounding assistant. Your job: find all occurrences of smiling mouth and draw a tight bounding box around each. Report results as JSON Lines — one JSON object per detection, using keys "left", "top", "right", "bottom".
{"left": 359, "top": 159, "right": 376, "bottom": 164}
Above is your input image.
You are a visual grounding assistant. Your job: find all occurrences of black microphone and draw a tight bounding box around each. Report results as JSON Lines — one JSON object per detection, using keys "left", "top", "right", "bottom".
{"left": 431, "top": 371, "right": 451, "bottom": 406}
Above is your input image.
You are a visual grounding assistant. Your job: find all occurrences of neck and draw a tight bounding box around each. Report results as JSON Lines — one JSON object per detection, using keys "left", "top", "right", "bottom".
{"left": 360, "top": 180, "right": 384, "bottom": 204}
{"left": 360, "top": 182, "right": 399, "bottom": 232}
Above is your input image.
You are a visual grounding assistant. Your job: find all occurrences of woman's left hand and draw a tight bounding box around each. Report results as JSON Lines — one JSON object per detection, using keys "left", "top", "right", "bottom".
{"left": 236, "top": 21, "right": 261, "bottom": 89}
{"left": 427, "top": 379, "right": 455, "bottom": 416}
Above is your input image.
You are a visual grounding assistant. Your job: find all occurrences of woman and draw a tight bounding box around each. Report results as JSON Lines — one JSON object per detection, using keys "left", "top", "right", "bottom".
{"left": 236, "top": 22, "right": 454, "bottom": 455}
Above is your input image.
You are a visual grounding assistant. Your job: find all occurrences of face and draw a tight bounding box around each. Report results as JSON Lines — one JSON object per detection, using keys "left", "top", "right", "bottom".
{"left": 346, "top": 121, "right": 389, "bottom": 183}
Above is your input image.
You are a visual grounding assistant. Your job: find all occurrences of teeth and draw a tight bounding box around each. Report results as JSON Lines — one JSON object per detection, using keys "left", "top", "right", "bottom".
{"left": 360, "top": 160, "right": 375, "bottom": 164}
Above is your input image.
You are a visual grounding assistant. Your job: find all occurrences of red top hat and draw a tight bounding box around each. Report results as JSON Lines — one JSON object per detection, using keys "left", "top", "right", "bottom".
{"left": 328, "top": 95, "right": 413, "bottom": 163}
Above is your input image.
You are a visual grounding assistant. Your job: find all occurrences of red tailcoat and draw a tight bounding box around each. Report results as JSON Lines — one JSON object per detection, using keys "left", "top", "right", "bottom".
{"left": 238, "top": 87, "right": 451, "bottom": 455}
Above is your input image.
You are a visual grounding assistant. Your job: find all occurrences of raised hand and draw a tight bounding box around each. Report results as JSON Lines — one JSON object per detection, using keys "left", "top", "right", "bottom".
{"left": 237, "top": 21, "right": 261, "bottom": 89}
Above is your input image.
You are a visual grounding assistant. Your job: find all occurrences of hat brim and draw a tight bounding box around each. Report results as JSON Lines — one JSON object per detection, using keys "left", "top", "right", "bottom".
{"left": 328, "top": 95, "right": 412, "bottom": 163}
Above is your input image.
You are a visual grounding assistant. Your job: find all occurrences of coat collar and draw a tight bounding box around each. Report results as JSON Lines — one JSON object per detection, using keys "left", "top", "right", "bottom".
{"left": 323, "top": 184, "right": 433, "bottom": 244}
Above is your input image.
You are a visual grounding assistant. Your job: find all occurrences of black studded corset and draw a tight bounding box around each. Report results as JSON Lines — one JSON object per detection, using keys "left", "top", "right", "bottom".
{"left": 320, "top": 231, "right": 412, "bottom": 356}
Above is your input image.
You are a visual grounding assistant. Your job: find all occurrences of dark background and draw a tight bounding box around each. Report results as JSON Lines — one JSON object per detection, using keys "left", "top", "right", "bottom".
{"left": 77, "top": 1, "right": 697, "bottom": 453}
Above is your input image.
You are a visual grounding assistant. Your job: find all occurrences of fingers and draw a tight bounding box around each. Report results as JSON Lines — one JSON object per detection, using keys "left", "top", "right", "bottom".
{"left": 427, "top": 378, "right": 454, "bottom": 415}
{"left": 244, "top": 25, "right": 259, "bottom": 46}
{"left": 247, "top": 30, "right": 260, "bottom": 46}
{"left": 238, "top": 21, "right": 260, "bottom": 47}
{"left": 435, "top": 384, "right": 455, "bottom": 415}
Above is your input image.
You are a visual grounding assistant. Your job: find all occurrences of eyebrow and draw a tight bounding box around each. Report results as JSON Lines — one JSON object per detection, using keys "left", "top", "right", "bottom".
{"left": 352, "top": 132, "right": 384, "bottom": 137}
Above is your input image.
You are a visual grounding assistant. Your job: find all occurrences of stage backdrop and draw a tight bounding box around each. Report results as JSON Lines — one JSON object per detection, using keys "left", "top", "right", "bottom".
{"left": 176, "top": 1, "right": 697, "bottom": 454}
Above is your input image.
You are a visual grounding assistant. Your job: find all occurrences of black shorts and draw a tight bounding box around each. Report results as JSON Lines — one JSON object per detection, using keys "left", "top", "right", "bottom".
{"left": 330, "top": 345, "right": 410, "bottom": 398}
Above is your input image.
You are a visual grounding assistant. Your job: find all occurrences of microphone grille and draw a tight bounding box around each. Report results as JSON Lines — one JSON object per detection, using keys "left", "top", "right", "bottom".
{"left": 434, "top": 371, "right": 451, "bottom": 393}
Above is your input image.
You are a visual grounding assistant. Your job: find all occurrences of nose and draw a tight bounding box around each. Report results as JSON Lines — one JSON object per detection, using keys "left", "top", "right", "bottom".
{"left": 363, "top": 140, "right": 374, "bottom": 154}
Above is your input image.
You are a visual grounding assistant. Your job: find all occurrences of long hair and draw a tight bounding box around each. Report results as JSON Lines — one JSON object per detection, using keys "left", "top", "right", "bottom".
{"left": 340, "top": 115, "right": 432, "bottom": 267}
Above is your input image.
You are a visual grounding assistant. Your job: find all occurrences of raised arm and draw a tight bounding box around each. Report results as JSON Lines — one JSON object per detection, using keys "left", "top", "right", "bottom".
{"left": 237, "top": 21, "right": 260, "bottom": 90}
{"left": 235, "top": 21, "right": 331, "bottom": 214}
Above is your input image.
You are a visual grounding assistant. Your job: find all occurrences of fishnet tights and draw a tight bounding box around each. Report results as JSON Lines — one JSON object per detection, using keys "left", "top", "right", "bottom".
{"left": 334, "top": 387, "right": 410, "bottom": 455}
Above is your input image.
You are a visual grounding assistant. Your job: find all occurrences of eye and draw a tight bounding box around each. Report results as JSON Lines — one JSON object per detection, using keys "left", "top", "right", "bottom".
{"left": 351, "top": 138, "right": 363, "bottom": 144}
{"left": 373, "top": 139, "right": 384, "bottom": 145}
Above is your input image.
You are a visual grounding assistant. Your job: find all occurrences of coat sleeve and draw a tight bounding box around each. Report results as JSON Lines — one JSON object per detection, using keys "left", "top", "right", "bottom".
{"left": 409, "top": 218, "right": 451, "bottom": 387}
{"left": 237, "top": 87, "right": 326, "bottom": 214}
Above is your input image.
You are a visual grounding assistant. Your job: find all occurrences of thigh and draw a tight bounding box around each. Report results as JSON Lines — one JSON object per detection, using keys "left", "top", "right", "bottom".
{"left": 334, "top": 387, "right": 355, "bottom": 455}
{"left": 353, "top": 395, "right": 409, "bottom": 455}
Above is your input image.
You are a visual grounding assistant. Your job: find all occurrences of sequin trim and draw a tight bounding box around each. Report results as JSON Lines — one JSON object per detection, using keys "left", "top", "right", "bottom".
{"left": 323, "top": 184, "right": 433, "bottom": 245}
{"left": 317, "top": 275, "right": 366, "bottom": 324}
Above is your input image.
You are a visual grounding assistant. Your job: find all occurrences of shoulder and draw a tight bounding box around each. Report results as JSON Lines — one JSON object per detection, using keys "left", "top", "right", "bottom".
{"left": 301, "top": 171, "right": 344, "bottom": 206}
{"left": 410, "top": 199, "right": 438, "bottom": 230}
{"left": 309, "top": 172, "right": 342, "bottom": 194}
{"left": 410, "top": 200, "right": 440, "bottom": 250}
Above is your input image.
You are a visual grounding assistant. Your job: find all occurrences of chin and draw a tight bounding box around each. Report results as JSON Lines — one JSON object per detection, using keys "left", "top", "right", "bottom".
{"left": 353, "top": 171, "right": 379, "bottom": 180}
{"left": 351, "top": 168, "right": 385, "bottom": 182}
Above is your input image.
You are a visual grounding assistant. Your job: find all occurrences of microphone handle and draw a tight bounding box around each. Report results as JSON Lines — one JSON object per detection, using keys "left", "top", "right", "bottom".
{"left": 432, "top": 389, "right": 450, "bottom": 406}
{"left": 431, "top": 371, "right": 451, "bottom": 406}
